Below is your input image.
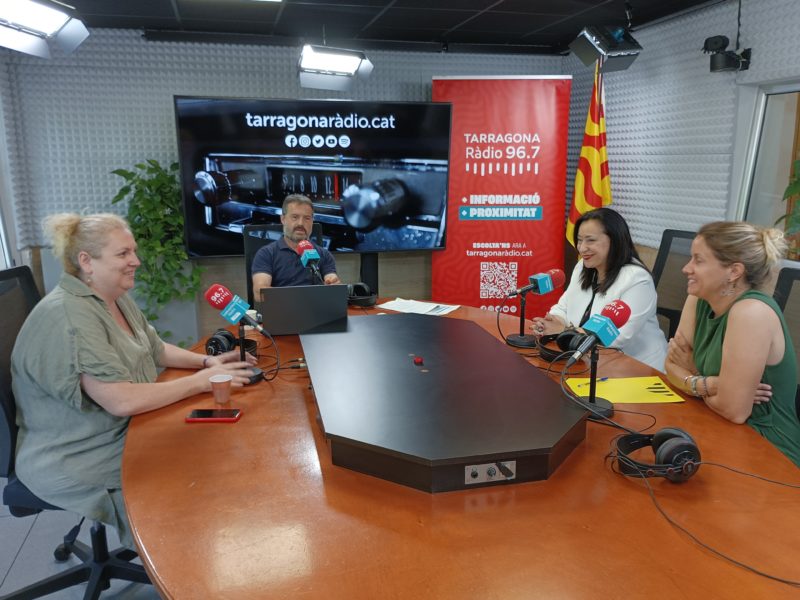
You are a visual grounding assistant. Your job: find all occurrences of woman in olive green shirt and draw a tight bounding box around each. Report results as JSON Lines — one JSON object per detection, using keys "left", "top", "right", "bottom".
{"left": 665, "top": 221, "right": 799, "bottom": 467}
{"left": 11, "top": 213, "right": 256, "bottom": 546}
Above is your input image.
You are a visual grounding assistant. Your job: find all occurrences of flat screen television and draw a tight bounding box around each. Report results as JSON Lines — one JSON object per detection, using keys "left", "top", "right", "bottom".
{"left": 174, "top": 96, "right": 452, "bottom": 257}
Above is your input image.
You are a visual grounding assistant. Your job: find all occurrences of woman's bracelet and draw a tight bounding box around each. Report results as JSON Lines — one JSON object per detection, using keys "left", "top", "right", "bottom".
{"left": 202, "top": 356, "right": 210, "bottom": 369}
{"left": 686, "top": 375, "right": 708, "bottom": 398}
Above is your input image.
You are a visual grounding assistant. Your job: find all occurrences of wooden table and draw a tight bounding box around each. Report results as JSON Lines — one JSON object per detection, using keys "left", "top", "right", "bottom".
{"left": 123, "top": 305, "right": 800, "bottom": 599}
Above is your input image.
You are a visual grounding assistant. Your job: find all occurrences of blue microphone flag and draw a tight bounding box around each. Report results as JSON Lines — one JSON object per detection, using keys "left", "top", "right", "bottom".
{"left": 299, "top": 247, "right": 321, "bottom": 268}
{"left": 582, "top": 314, "right": 620, "bottom": 347}
{"left": 219, "top": 294, "right": 250, "bottom": 325}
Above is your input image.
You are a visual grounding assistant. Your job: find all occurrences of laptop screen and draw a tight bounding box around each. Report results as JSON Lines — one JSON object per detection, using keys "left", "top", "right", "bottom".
{"left": 256, "top": 284, "right": 349, "bottom": 335}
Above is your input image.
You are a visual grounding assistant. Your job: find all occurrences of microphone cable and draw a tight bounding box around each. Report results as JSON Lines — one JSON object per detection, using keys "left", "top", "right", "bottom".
{"left": 606, "top": 440, "right": 800, "bottom": 587}
{"left": 261, "top": 356, "right": 309, "bottom": 376}
{"left": 557, "top": 365, "right": 658, "bottom": 435}
{"left": 253, "top": 326, "right": 281, "bottom": 382}
{"left": 494, "top": 294, "right": 512, "bottom": 341}
{"left": 548, "top": 358, "right": 658, "bottom": 433}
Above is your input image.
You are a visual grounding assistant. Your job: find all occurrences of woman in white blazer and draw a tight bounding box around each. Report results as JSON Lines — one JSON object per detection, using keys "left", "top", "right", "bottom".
{"left": 532, "top": 208, "right": 668, "bottom": 371}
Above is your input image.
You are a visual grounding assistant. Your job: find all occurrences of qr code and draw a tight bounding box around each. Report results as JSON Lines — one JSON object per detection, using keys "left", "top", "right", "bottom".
{"left": 480, "top": 262, "right": 518, "bottom": 298}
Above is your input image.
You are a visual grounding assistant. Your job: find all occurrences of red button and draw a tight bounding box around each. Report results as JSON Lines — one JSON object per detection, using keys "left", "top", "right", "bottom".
{"left": 414, "top": 356, "right": 424, "bottom": 365}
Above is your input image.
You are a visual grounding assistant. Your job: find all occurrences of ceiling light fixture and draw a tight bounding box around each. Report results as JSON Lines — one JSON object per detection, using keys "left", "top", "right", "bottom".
{"left": 0, "top": 0, "right": 89, "bottom": 59}
{"left": 298, "top": 44, "right": 374, "bottom": 92}
{"left": 569, "top": 1, "right": 641, "bottom": 73}
{"left": 569, "top": 26, "right": 642, "bottom": 72}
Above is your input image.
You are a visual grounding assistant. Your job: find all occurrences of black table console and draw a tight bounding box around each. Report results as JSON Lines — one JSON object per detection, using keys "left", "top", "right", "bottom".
{"left": 301, "top": 313, "right": 587, "bottom": 492}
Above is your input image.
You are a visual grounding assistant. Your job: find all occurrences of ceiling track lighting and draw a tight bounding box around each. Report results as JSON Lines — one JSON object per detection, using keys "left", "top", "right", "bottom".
{"left": 569, "top": 25, "right": 642, "bottom": 72}
{"left": 568, "top": 1, "right": 641, "bottom": 73}
{"left": 298, "top": 44, "right": 374, "bottom": 92}
{"left": 0, "top": 0, "right": 88, "bottom": 59}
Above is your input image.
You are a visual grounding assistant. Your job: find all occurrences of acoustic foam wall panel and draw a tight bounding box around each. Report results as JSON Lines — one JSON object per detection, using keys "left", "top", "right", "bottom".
{"left": 1, "top": 29, "right": 558, "bottom": 248}
{"left": 4, "top": 0, "right": 800, "bottom": 252}
{"left": 737, "top": 0, "right": 798, "bottom": 85}
{"left": 562, "top": 0, "right": 746, "bottom": 249}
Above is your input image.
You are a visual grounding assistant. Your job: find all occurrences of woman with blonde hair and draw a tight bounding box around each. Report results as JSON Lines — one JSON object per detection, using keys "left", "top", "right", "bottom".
{"left": 665, "top": 221, "right": 799, "bottom": 467}
{"left": 11, "top": 213, "right": 256, "bottom": 546}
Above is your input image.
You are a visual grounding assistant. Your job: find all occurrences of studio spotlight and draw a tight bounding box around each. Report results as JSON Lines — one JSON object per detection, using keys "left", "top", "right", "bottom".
{"left": 569, "top": 26, "right": 642, "bottom": 72}
{"left": 0, "top": 0, "right": 89, "bottom": 59}
{"left": 702, "top": 35, "right": 751, "bottom": 72}
{"left": 298, "top": 44, "right": 374, "bottom": 92}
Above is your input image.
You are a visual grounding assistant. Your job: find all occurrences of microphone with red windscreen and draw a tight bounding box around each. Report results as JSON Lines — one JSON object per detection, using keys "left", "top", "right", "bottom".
{"left": 509, "top": 268, "right": 566, "bottom": 297}
{"left": 204, "top": 283, "right": 266, "bottom": 335}
{"left": 566, "top": 299, "right": 632, "bottom": 367}
{"left": 204, "top": 284, "right": 265, "bottom": 384}
{"left": 295, "top": 240, "right": 324, "bottom": 284}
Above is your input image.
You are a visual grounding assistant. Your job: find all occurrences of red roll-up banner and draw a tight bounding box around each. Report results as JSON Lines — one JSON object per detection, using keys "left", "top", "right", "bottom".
{"left": 431, "top": 76, "right": 571, "bottom": 318}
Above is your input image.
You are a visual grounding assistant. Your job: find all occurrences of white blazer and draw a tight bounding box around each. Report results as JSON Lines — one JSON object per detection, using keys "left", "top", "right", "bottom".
{"left": 548, "top": 261, "right": 668, "bottom": 371}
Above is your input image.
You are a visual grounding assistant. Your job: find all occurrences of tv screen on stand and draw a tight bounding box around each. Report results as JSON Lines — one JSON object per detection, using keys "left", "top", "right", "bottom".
{"left": 174, "top": 96, "right": 452, "bottom": 260}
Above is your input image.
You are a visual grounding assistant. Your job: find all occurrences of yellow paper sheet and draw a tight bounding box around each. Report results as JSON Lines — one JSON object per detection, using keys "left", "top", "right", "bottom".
{"left": 566, "top": 376, "right": 684, "bottom": 404}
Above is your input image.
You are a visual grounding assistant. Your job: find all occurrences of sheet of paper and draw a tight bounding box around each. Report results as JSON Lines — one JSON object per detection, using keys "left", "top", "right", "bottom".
{"left": 566, "top": 376, "right": 684, "bottom": 404}
{"left": 377, "top": 298, "right": 460, "bottom": 315}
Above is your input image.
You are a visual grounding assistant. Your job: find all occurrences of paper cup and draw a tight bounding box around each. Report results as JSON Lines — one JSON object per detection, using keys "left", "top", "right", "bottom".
{"left": 209, "top": 374, "right": 233, "bottom": 404}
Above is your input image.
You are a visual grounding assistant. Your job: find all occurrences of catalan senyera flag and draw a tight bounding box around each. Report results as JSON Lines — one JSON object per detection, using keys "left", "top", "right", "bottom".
{"left": 566, "top": 60, "right": 612, "bottom": 245}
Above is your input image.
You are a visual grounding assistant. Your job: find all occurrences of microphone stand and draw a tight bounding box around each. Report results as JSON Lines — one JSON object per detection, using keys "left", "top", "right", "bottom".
{"left": 238, "top": 321, "right": 263, "bottom": 385}
{"left": 309, "top": 264, "right": 324, "bottom": 285}
{"left": 505, "top": 290, "right": 538, "bottom": 348}
{"left": 579, "top": 345, "right": 613, "bottom": 421}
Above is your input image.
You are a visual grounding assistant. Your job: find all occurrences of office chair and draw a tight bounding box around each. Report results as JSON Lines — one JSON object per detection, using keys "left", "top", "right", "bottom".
{"left": 0, "top": 266, "right": 150, "bottom": 600}
{"left": 772, "top": 265, "right": 800, "bottom": 420}
{"left": 651, "top": 229, "right": 696, "bottom": 340}
{"left": 243, "top": 222, "right": 324, "bottom": 306}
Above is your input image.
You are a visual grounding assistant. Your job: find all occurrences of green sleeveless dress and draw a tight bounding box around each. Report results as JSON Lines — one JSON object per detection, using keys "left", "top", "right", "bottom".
{"left": 694, "top": 290, "right": 799, "bottom": 468}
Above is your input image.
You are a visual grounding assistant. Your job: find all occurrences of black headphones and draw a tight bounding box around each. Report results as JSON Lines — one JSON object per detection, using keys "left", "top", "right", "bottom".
{"left": 536, "top": 328, "right": 583, "bottom": 362}
{"left": 347, "top": 282, "right": 377, "bottom": 308}
{"left": 613, "top": 427, "right": 701, "bottom": 483}
{"left": 205, "top": 329, "right": 258, "bottom": 356}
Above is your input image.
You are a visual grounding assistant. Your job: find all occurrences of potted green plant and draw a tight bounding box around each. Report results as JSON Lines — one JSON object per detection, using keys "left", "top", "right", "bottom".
{"left": 778, "top": 159, "right": 800, "bottom": 260}
{"left": 112, "top": 159, "right": 202, "bottom": 342}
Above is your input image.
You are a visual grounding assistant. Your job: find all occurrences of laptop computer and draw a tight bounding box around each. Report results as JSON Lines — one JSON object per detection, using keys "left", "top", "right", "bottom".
{"left": 256, "top": 284, "right": 349, "bottom": 335}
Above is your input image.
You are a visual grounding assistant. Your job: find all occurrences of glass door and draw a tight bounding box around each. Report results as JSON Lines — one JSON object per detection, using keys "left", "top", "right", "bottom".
{"left": 744, "top": 91, "right": 800, "bottom": 260}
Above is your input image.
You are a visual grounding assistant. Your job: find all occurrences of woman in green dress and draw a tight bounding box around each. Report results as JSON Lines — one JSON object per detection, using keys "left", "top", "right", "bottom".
{"left": 665, "top": 221, "right": 799, "bottom": 467}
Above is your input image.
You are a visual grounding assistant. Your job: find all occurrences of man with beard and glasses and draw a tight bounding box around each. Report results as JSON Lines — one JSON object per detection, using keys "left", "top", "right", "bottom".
{"left": 251, "top": 194, "right": 340, "bottom": 290}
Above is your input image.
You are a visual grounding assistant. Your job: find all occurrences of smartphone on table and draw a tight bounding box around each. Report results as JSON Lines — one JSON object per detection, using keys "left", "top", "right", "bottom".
{"left": 185, "top": 408, "right": 242, "bottom": 423}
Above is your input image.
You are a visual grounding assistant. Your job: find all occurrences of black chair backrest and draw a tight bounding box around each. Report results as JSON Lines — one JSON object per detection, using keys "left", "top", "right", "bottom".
{"left": 772, "top": 266, "right": 800, "bottom": 419}
{"left": 773, "top": 266, "right": 799, "bottom": 359}
{"left": 243, "top": 223, "right": 323, "bottom": 306}
{"left": 772, "top": 266, "right": 799, "bottom": 311}
{"left": 651, "top": 229, "right": 696, "bottom": 339}
{"left": 0, "top": 266, "right": 42, "bottom": 478}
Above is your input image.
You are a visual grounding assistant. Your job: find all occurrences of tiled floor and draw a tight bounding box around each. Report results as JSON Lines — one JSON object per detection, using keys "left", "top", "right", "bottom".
{"left": 0, "top": 478, "right": 161, "bottom": 599}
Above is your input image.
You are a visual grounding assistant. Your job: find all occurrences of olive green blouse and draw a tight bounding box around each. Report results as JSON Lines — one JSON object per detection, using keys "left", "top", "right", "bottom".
{"left": 11, "top": 273, "right": 164, "bottom": 537}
